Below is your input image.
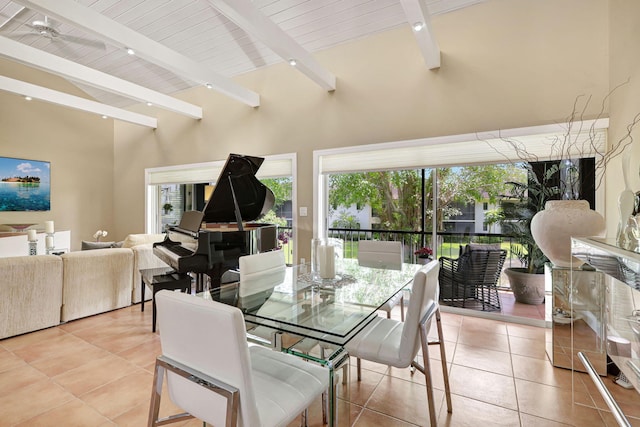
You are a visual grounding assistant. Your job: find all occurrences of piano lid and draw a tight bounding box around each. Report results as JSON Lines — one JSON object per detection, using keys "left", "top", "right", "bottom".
{"left": 201, "top": 154, "right": 275, "bottom": 223}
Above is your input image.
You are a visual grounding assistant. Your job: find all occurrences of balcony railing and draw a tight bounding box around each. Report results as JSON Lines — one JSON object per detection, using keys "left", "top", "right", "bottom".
{"left": 276, "top": 226, "right": 525, "bottom": 288}
{"left": 327, "top": 227, "right": 519, "bottom": 265}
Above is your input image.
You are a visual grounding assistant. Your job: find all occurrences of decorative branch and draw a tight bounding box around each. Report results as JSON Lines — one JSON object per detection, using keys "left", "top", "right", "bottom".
{"left": 481, "top": 80, "right": 640, "bottom": 199}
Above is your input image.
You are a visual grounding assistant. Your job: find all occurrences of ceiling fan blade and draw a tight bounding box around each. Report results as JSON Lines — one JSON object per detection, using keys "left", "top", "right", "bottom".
{"left": 58, "top": 34, "right": 106, "bottom": 50}
{"left": 51, "top": 38, "right": 84, "bottom": 58}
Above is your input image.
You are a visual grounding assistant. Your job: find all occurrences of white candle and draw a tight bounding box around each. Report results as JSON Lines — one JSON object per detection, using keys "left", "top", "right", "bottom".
{"left": 319, "top": 245, "right": 335, "bottom": 279}
{"left": 45, "top": 236, "right": 54, "bottom": 249}
{"left": 45, "top": 221, "right": 54, "bottom": 234}
{"left": 27, "top": 229, "right": 37, "bottom": 241}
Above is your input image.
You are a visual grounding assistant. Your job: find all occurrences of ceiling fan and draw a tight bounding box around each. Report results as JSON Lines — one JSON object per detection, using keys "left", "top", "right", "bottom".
{"left": 4, "top": 14, "right": 105, "bottom": 50}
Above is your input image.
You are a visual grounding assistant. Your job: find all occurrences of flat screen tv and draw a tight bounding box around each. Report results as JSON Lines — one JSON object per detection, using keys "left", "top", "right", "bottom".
{"left": 0, "top": 156, "right": 50, "bottom": 211}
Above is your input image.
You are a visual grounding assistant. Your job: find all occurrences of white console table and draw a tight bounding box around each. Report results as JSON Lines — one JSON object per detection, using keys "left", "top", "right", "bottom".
{"left": 0, "top": 230, "right": 71, "bottom": 257}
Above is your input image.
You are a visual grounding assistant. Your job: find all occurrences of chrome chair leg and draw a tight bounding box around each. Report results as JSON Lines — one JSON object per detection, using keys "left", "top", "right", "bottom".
{"left": 147, "top": 359, "right": 164, "bottom": 427}
{"left": 148, "top": 356, "right": 239, "bottom": 427}
{"left": 322, "top": 391, "right": 328, "bottom": 424}
{"left": 301, "top": 408, "right": 308, "bottom": 427}
{"left": 411, "top": 304, "right": 452, "bottom": 426}
{"left": 435, "top": 308, "right": 452, "bottom": 413}
{"left": 419, "top": 324, "right": 437, "bottom": 427}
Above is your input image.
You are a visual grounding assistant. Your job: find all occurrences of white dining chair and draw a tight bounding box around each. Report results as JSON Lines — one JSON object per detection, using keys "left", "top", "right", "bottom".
{"left": 238, "top": 249, "right": 286, "bottom": 310}
{"left": 150, "top": 290, "right": 329, "bottom": 427}
{"left": 239, "top": 250, "right": 315, "bottom": 348}
{"left": 344, "top": 261, "right": 452, "bottom": 426}
{"left": 239, "top": 250, "right": 323, "bottom": 367}
{"left": 357, "top": 240, "right": 406, "bottom": 320}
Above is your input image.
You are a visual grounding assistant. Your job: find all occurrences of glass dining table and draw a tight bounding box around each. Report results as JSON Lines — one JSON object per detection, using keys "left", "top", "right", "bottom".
{"left": 199, "top": 258, "right": 422, "bottom": 426}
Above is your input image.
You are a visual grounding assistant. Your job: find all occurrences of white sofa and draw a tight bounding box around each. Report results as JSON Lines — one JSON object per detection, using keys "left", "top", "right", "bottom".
{"left": 124, "top": 234, "right": 169, "bottom": 303}
{"left": 0, "top": 233, "right": 171, "bottom": 339}
{"left": 0, "top": 255, "right": 63, "bottom": 339}
{"left": 60, "top": 248, "right": 134, "bottom": 322}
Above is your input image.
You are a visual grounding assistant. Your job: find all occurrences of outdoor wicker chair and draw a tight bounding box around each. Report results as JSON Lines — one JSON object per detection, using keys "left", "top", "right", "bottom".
{"left": 438, "top": 244, "right": 507, "bottom": 311}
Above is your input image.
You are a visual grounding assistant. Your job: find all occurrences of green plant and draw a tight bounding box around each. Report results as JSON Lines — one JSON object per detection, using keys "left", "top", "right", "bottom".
{"left": 499, "top": 163, "right": 561, "bottom": 274}
{"left": 332, "top": 210, "right": 360, "bottom": 229}
{"left": 162, "top": 203, "right": 173, "bottom": 213}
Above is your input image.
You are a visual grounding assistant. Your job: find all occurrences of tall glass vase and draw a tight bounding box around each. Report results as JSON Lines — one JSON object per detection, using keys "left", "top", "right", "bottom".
{"left": 617, "top": 153, "right": 636, "bottom": 248}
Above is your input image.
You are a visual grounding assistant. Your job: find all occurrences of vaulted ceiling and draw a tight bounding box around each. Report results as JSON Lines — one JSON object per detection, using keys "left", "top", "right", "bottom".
{"left": 0, "top": 0, "right": 484, "bottom": 127}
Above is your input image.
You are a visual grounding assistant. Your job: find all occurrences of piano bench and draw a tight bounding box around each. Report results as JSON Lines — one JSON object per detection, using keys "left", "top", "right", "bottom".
{"left": 140, "top": 268, "right": 192, "bottom": 332}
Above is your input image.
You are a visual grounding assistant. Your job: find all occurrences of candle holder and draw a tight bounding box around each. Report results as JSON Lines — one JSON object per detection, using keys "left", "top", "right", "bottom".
{"left": 28, "top": 240, "right": 37, "bottom": 256}
{"left": 45, "top": 232, "right": 55, "bottom": 255}
{"left": 311, "top": 238, "right": 324, "bottom": 281}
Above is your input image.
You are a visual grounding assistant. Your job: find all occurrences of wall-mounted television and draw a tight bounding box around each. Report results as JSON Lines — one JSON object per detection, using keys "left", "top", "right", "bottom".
{"left": 0, "top": 156, "right": 50, "bottom": 211}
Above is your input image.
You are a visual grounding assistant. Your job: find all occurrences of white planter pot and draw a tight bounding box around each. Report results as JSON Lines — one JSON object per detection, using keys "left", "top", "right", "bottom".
{"left": 531, "top": 200, "right": 605, "bottom": 268}
{"left": 505, "top": 268, "right": 545, "bottom": 305}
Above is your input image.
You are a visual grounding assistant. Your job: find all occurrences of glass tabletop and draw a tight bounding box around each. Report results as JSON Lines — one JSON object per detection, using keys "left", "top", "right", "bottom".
{"left": 200, "top": 258, "right": 422, "bottom": 347}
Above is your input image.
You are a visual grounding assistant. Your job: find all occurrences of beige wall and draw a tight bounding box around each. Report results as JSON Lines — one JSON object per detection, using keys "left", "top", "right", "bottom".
{"left": 608, "top": 0, "right": 640, "bottom": 236}
{"left": 114, "top": 0, "right": 610, "bottom": 259}
{"left": 0, "top": 59, "right": 114, "bottom": 251}
{"left": 0, "top": 0, "right": 615, "bottom": 255}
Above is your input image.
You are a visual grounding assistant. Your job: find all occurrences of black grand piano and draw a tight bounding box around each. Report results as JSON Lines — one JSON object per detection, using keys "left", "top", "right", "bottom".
{"left": 153, "top": 154, "right": 278, "bottom": 289}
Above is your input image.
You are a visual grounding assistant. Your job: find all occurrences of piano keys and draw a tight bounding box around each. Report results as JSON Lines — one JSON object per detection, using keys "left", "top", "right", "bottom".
{"left": 153, "top": 154, "right": 278, "bottom": 288}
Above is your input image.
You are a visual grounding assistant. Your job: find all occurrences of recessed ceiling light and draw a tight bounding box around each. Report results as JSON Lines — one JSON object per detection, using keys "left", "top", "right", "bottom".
{"left": 126, "top": 47, "right": 135, "bottom": 55}
{"left": 146, "top": 102, "right": 153, "bottom": 106}
{"left": 24, "top": 96, "right": 32, "bottom": 101}
{"left": 413, "top": 22, "right": 425, "bottom": 32}
{"left": 288, "top": 58, "right": 297, "bottom": 67}
{"left": 205, "top": 83, "right": 213, "bottom": 89}
{"left": 101, "top": 115, "right": 108, "bottom": 119}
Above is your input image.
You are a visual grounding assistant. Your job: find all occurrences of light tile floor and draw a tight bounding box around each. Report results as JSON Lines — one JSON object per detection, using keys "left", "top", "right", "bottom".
{"left": 498, "top": 291, "right": 548, "bottom": 322}
{"left": 0, "top": 303, "right": 638, "bottom": 426}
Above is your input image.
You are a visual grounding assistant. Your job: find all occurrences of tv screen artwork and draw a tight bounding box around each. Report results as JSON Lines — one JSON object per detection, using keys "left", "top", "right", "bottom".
{"left": 0, "top": 156, "right": 50, "bottom": 211}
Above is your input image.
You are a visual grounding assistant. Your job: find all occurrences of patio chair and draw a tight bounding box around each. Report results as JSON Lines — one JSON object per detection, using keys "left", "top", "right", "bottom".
{"left": 438, "top": 243, "right": 507, "bottom": 311}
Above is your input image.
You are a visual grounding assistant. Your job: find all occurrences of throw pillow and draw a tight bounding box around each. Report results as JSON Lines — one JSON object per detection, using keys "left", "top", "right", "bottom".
{"left": 122, "top": 233, "right": 165, "bottom": 248}
{"left": 468, "top": 243, "right": 501, "bottom": 251}
{"left": 81, "top": 241, "right": 118, "bottom": 250}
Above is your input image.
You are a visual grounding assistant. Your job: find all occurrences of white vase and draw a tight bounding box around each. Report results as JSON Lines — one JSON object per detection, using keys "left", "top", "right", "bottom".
{"left": 531, "top": 200, "right": 605, "bottom": 268}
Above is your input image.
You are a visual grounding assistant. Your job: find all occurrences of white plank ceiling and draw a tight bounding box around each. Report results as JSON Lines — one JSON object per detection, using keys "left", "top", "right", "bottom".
{"left": 0, "top": 0, "right": 484, "bottom": 123}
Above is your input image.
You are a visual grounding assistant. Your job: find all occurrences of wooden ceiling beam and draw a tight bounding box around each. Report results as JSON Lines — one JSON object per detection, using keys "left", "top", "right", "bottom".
{"left": 400, "top": 0, "right": 441, "bottom": 70}
{"left": 0, "top": 36, "right": 203, "bottom": 119}
{"left": 14, "top": 0, "right": 260, "bottom": 107}
{"left": 0, "top": 75, "right": 157, "bottom": 128}
{"left": 206, "top": 0, "right": 336, "bottom": 91}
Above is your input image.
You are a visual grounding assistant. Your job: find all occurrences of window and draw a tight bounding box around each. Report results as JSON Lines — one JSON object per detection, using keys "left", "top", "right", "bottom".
{"left": 315, "top": 121, "right": 607, "bottom": 257}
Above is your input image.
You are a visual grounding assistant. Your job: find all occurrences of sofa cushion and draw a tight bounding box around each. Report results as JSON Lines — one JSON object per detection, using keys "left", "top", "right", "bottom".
{"left": 0, "top": 255, "right": 63, "bottom": 339}
{"left": 60, "top": 248, "right": 134, "bottom": 322}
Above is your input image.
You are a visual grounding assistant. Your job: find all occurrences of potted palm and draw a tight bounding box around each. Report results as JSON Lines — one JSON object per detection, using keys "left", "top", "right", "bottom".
{"left": 498, "top": 163, "right": 559, "bottom": 304}
{"left": 489, "top": 91, "right": 640, "bottom": 266}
